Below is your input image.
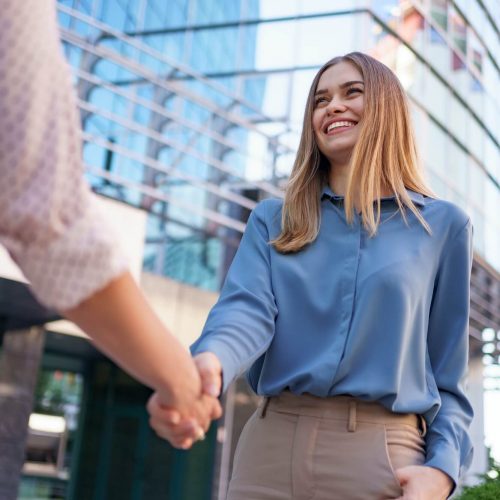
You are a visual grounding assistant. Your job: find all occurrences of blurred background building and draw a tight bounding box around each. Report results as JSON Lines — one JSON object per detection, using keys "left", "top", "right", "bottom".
{"left": 0, "top": 0, "right": 498, "bottom": 499}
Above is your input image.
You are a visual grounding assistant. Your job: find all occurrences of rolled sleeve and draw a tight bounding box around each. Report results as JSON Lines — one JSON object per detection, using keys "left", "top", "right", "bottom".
{"left": 0, "top": 0, "right": 128, "bottom": 310}
{"left": 191, "top": 201, "right": 277, "bottom": 392}
{"left": 424, "top": 219, "right": 474, "bottom": 495}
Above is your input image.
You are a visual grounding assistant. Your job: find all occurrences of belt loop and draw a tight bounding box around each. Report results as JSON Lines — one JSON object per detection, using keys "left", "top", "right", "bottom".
{"left": 419, "top": 414, "right": 427, "bottom": 437}
{"left": 259, "top": 397, "right": 271, "bottom": 419}
{"left": 348, "top": 401, "right": 357, "bottom": 432}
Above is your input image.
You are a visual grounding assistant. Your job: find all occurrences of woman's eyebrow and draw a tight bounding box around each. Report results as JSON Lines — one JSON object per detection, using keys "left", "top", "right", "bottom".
{"left": 339, "top": 80, "right": 364, "bottom": 88}
{"left": 315, "top": 80, "right": 365, "bottom": 96}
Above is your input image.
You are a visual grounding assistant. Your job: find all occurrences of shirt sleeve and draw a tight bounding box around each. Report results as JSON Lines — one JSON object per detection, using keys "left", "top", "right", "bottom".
{"left": 0, "top": 0, "right": 128, "bottom": 310}
{"left": 191, "top": 201, "right": 278, "bottom": 392}
{"left": 424, "top": 218, "right": 474, "bottom": 495}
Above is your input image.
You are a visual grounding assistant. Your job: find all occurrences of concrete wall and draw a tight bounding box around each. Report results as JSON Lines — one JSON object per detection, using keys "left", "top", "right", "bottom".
{"left": 140, "top": 272, "right": 218, "bottom": 349}
{"left": 465, "top": 355, "right": 488, "bottom": 486}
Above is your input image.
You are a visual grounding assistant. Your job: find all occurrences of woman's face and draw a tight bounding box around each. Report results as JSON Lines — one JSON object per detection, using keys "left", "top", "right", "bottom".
{"left": 312, "top": 61, "right": 365, "bottom": 166}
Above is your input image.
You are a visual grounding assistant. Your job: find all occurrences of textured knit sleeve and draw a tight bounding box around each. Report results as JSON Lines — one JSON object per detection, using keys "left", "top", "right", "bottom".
{"left": 0, "top": 0, "right": 128, "bottom": 310}
{"left": 424, "top": 218, "right": 474, "bottom": 495}
{"left": 191, "top": 201, "right": 277, "bottom": 392}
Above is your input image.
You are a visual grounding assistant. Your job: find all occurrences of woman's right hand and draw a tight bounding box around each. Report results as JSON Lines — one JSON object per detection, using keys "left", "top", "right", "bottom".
{"left": 147, "top": 352, "right": 223, "bottom": 449}
{"left": 193, "top": 352, "right": 223, "bottom": 399}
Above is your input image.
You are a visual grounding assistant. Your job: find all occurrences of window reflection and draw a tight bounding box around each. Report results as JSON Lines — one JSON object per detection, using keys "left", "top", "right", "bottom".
{"left": 448, "top": 142, "right": 468, "bottom": 194}
{"left": 427, "top": 26, "right": 449, "bottom": 72}
{"left": 430, "top": 0, "right": 448, "bottom": 31}
{"left": 448, "top": 95, "right": 467, "bottom": 144}
{"left": 484, "top": 179, "right": 500, "bottom": 269}
{"left": 468, "top": 31, "right": 484, "bottom": 75}
{"left": 398, "top": 6, "right": 425, "bottom": 47}
{"left": 59, "top": 0, "right": 500, "bottom": 283}
{"left": 469, "top": 161, "right": 486, "bottom": 204}
{"left": 421, "top": 67, "right": 449, "bottom": 124}
{"left": 449, "top": 7, "right": 467, "bottom": 56}
{"left": 470, "top": 206, "right": 485, "bottom": 256}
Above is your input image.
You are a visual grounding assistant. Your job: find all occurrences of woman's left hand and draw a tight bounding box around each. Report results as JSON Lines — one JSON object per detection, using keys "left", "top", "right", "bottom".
{"left": 393, "top": 465, "right": 453, "bottom": 499}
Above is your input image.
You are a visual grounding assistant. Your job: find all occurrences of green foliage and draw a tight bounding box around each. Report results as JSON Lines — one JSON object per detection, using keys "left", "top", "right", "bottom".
{"left": 456, "top": 447, "right": 500, "bottom": 499}
{"left": 479, "top": 449, "right": 500, "bottom": 484}
{"left": 456, "top": 481, "right": 500, "bottom": 499}
{"left": 33, "top": 370, "right": 82, "bottom": 416}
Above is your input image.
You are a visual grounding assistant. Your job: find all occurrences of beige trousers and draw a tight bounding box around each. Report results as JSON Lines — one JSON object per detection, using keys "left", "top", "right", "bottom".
{"left": 227, "top": 392, "right": 427, "bottom": 500}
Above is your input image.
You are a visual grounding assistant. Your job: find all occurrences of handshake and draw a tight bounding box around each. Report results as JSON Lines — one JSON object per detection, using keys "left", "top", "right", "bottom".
{"left": 147, "top": 352, "right": 223, "bottom": 450}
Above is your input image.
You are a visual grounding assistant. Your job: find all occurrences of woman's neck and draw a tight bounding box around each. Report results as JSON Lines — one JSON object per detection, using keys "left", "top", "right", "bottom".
{"left": 328, "top": 168, "right": 394, "bottom": 200}
{"left": 328, "top": 163, "right": 350, "bottom": 196}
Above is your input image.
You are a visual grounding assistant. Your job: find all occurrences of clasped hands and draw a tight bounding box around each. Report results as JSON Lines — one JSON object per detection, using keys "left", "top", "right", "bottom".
{"left": 147, "top": 352, "right": 222, "bottom": 449}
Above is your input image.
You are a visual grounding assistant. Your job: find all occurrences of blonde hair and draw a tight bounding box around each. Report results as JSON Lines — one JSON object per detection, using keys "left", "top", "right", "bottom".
{"left": 272, "top": 52, "right": 436, "bottom": 254}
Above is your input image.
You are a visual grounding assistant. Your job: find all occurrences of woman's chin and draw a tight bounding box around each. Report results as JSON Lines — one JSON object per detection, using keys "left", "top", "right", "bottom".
{"left": 322, "top": 145, "right": 356, "bottom": 166}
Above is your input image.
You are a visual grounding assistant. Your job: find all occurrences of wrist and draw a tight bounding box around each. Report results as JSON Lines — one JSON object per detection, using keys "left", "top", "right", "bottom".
{"left": 427, "top": 466, "right": 454, "bottom": 495}
{"left": 157, "top": 351, "right": 202, "bottom": 408}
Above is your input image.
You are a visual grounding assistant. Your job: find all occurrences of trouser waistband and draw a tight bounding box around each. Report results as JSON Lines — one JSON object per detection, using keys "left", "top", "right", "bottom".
{"left": 258, "top": 392, "right": 427, "bottom": 437}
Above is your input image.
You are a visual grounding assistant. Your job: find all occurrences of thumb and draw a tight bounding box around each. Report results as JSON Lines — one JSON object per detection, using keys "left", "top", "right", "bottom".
{"left": 194, "top": 352, "right": 222, "bottom": 398}
{"left": 394, "top": 467, "right": 409, "bottom": 486}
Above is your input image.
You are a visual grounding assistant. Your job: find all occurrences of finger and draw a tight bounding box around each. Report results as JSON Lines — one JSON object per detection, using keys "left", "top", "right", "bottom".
{"left": 150, "top": 417, "right": 196, "bottom": 434}
{"left": 149, "top": 406, "right": 182, "bottom": 425}
{"left": 195, "top": 354, "right": 222, "bottom": 397}
{"left": 179, "top": 438, "right": 194, "bottom": 450}
{"left": 146, "top": 394, "right": 182, "bottom": 425}
{"left": 146, "top": 392, "right": 160, "bottom": 415}
{"left": 151, "top": 426, "right": 198, "bottom": 449}
{"left": 196, "top": 396, "right": 222, "bottom": 431}
{"left": 150, "top": 417, "right": 198, "bottom": 441}
{"left": 146, "top": 393, "right": 177, "bottom": 420}
{"left": 394, "top": 468, "right": 408, "bottom": 484}
{"left": 169, "top": 435, "right": 194, "bottom": 450}
{"left": 199, "top": 366, "right": 221, "bottom": 397}
{"left": 161, "top": 409, "right": 181, "bottom": 424}
{"left": 194, "top": 426, "right": 206, "bottom": 441}
{"left": 209, "top": 398, "right": 223, "bottom": 421}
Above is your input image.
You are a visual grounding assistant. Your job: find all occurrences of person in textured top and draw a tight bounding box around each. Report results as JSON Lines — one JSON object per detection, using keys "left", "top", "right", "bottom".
{"left": 0, "top": 0, "right": 220, "bottom": 442}
{"left": 148, "top": 52, "right": 474, "bottom": 499}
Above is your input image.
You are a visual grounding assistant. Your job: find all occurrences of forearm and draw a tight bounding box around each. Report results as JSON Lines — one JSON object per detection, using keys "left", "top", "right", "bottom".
{"left": 191, "top": 201, "right": 277, "bottom": 392}
{"left": 64, "top": 272, "right": 202, "bottom": 411}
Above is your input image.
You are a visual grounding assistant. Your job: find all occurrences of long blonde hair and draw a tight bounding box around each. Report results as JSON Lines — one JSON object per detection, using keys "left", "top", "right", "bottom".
{"left": 272, "top": 52, "right": 435, "bottom": 254}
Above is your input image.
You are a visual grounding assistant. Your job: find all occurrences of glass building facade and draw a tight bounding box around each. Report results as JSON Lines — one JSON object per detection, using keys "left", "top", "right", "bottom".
{"left": 56, "top": 0, "right": 500, "bottom": 282}
{"left": 14, "top": 0, "right": 498, "bottom": 498}
{"left": 58, "top": 0, "right": 500, "bottom": 352}
{"left": 58, "top": 0, "right": 280, "bottom": 293}
{"left": 57, "top": 0, "right": 500, "bottom": 275}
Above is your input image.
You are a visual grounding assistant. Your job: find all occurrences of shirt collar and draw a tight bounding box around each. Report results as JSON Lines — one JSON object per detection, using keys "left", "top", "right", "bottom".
{"left": 321, "top": 185, "right": 425, "bottom": 207}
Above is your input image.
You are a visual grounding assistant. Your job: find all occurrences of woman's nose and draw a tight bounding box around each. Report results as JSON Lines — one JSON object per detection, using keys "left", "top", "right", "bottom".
{"left": 326, "top": 98, "right": 347, "bottom": 114}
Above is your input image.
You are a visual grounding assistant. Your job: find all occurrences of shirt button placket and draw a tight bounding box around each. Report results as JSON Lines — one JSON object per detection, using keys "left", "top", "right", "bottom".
{"left": 340, "top": 213, "right": 361, "bottom": 341}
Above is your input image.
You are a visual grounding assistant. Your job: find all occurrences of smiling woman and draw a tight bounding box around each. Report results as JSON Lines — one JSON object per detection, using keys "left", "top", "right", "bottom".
{"left": 149, "top": 52, "right": 474, "bottom": 500}
{"left": 312, "top": 67, "right": 364, "bottom": 164}
{"left": 273, "top": 52, "right": 435, "bottom": 254}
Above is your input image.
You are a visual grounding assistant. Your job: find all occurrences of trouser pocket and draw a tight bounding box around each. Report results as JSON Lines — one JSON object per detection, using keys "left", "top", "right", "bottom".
{"left": 312, "top": 422, "right": 404, "bottom": 500}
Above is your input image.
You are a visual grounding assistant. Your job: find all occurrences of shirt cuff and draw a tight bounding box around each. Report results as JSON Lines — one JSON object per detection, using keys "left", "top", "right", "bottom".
{"left": 12, "top": 199, "right": 129, "bottom": 311}
{"left": 424, "top": 441, "right": 460, "bottom": 498}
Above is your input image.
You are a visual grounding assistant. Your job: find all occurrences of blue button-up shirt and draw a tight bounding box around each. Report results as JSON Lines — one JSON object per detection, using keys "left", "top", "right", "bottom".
{"left": 192, "top": 186, "right": 474, "bottom": 488}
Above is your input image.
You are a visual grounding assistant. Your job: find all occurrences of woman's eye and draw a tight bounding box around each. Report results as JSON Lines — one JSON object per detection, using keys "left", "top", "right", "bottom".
{"left": 347, "top": 87, "right": 362, "bottom": 95}
{"left": 315, "top": 97, "right": 329, "bottom": 106}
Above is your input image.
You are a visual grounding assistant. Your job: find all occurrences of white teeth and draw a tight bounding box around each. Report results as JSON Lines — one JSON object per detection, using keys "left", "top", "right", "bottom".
{"left": 327, "top": 121, "right": 356, "bottom": 132}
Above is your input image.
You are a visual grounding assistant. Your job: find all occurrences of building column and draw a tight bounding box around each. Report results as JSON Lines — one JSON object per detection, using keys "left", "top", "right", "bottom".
{"left": 0, "top": 327, "right": 45, "bottom": 500}
{"left": 465, "top": 355, "right": 488, "bottom": 486}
